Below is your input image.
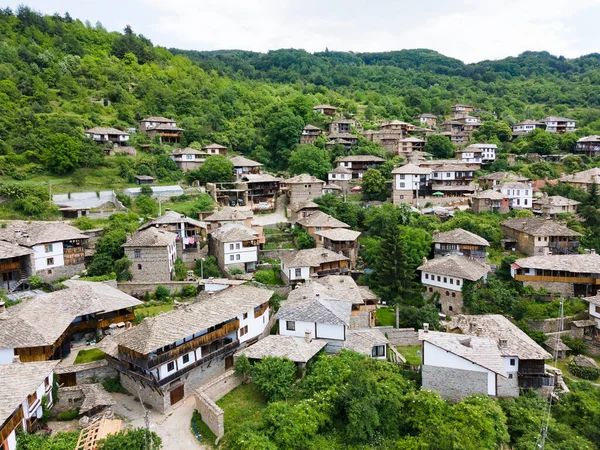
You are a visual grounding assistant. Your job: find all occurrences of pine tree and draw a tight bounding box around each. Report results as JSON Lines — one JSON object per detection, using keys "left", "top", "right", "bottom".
{"left": 373, "top": 225, "right": 422, "bottom": 328}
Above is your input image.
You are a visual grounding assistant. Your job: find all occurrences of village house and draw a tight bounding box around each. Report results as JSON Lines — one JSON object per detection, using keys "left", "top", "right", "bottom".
{"left": 210, "top": 223, "right": 259, "bottom": 273}
{"left": 448, "top": 314, "right": 554, "bottom": 392}
{"left": 52, "top": 190, "right": 126, "bottom": 219}
{"left": 512, "top": 120, "right": 545, "bottom": 136}
{"left": 325, "top": 137, "right": 354, "bottom": 150}
{"left": 583, "top": 293, "right": 600, "bottom": 333}
{"left": 468, "top": 143, "right": 496, "bottom": 162}
{"left": 203, "top": 208, "right": 254, "bottom": 233}
{"left": 392, "top": 163, "right": 432, "bottom": 206}
{"left": 496, "top": 181, "right": 533, "bottom": 209}
{"left": 134, "top": 175, "right": 157, "bottom": 185}
{"left": 471, "top": 190, "right": 510, "bottom": 214}
{"left": 542, "top": 117, "right": 576, "bottom": 134}
{"left": 123, "top": 228, "right": 177, "bottom": 283}
{"left": 124, "top": 185, "right": 185, "bottom": 199}
{"left": 202, "top": 143, "right": 228, "bottom": 155}
{"left": 280, "top": 248, "right": 350, "bottom": 284}
{"left": 0, "top": 241, "right": 34, "bottom": 293}
{"left": 0, "top": 360, "right": 59, "bottom": 450}
{"left": 336, "top": 155, "right": 385, "bottom": 179}
{"left": 300, "top": 125, "right": 322, "bottom": 145}
{"left": 85, "top": 127, "right": 129, "bottom": 146}
{"left": 0, "top": 221, "right": 88, "bottom": 283}
{"left": 138, "top": 117, "right": 184, "bottom": 144}
{"left": 329, "top": 119, "right": 355, "bottom": 135}
{"left": 312, "top": 104, "right": 337, "bottom": 116}
{"left": 0, "top": 280, "right": 141, "bottom": 364}
{"left": 455, "top": 146, "right": 482, "bottom": 164}
{"left": 380, "top": 120, "right": 417, "bottom": 134}
{"left": 239, "top": 173, "right": 282, "bottom": 209}
{"left": 397, "top": 137, "right": 425, "bottom": 156}
{"left": 418, "top": 255, "right": 490, "bottom": 315}
{"left": 429, "top": 163, "right": 477, "bottom": 198}
{"left": 100, "top": 285, "right": 273, "bottom": 412}
{"left": 478, "top": 172, "right": 529, "bottom": 190}
{"left": 168, "top": 148, "right": 208, "bottom": 172}
{"left": 289, "top": 201, "right": 320, "bottom": 224}
{"left": 500, "top": 217, "right": 582, "bottom": 256}
{"left": 510, "top": 253, "right": 600, "bottom": 297}
{"left": 559, "top": 168, "right": 600, "bottom": 190}
{"left": 574, "top": 136, "right": 600, "bottom": 157}
{"left": 432, "top": 228, "right": 489, "bottom": 261}
{"left": 454, "top": 115, "right": 482, "bottom": 132}
{"left": 315, "top": 228, "right": 361, "bottom": 267}
{"left": 229, "top": 155, "right": 263, "bottom": 177}
{"left": 295, "top": 211, "right": 350, "bottom": 237}
{"left": 137, "top": 210, "right": 206, "bottom": 266}
{"left": 328, "top": 166, "right": 353, "bottom": 190}
{"left": 417, "top": 113, "right": 437, "bottom": 128}
{"left": 532, "top": 194, "right": 580, "bottom": 217}
{"left": 419, "top": 330, "right": 510, "bottom": 401}
{"left": 451, "top": 104, "right": 475, "bottom": 115}
{"left": 282, "top": 174, "right": 325, "bottom": 205}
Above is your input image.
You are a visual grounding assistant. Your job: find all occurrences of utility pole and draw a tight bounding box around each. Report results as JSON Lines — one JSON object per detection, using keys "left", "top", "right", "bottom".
{"left": 48, "top": 181, "right": 52, "bottom": 207}
{"left": 138, "top": 388, "right": 150, "bottom": 449}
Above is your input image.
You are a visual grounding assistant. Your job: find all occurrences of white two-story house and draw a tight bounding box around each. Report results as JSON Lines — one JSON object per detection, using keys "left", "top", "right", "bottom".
{"left": 496, "top": 181, "right": 533, "bottom": 209}
{"left": 392, "top": 163, "right": 432, "bottom": 205}
{"left": 470, "top": 143, "right": 497, "bottom": 162}
{"left": 211, "top": 223, "right": 258, "bottom": 273}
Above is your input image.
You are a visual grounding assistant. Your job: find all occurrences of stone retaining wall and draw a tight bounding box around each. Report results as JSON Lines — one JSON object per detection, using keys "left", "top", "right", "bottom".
{"left": 259, "top": 249, "right": 296, "bottom": 260}
{"left": 376, "top": 327, "right": 419, "bottom": 346}
{"left": 117, "top": 281, "right": 197, "bottom": 298}
{"left": 422, "top": 365, "right": 488, "bottom": 401}
{"left": 527, "top": 316, "right": 576, "bottom": 333}
{"left": 55, "top": 360, "right": 117, "bottom": 385}
{"left": 195, "top": 370, "right": 243, "bottom": 439}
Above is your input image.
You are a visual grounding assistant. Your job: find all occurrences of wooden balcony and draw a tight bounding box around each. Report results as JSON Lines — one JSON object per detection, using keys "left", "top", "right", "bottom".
{"left": 0, "top": 261, "right": 21, "bottom": 271}
{"left": 515, "top": 274, "right": 599, "bottom": 284}
{"left": 69, "top": 311, "right": 135, "bottom": 333}
{"left": 254, "top": 302, "right": 270, "bottom": 318}
{"left": 0, "top": 406, "right": 23, "bottom": 444}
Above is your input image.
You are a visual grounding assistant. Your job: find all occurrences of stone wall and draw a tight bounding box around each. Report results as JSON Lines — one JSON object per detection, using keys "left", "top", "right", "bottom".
{"left": 117, "top": 281, "right": 197, "bottom": 298}
{"left": 194, "top": 370, "right": 243, "bottom": 438}
{"left": 55, "top": 360, "right": 117, "bottom": 385}
{"left": 120, "top": 373, "right": 169, "bottom": 412}
{"left": 497, "top": 375, "right": 520, "bottom": 397}
{"left": 259, "top": 248, "right": 296, "bottom": 261}
{"left": 55, "top": 386, "right": 85, "bottom": 414}
{"left": 521, "top": 280, "right": 573, "bottom": 296}
{"left": 125, "top": 246, "right": 172, "bottom": 283}
{"left": 527, "top": 316, "right": 576, "bottom": 333}
{"left": 37, "top": 262, "right": 85, "bottom": 282}
{"left": 422, "top": 365, "right": 488, "bottom": 401}
{"left": 376, "top": 327, "right": 419, "bottom": 346}
{"left": 424, "top": 285, "right": 463, "bottom": 315}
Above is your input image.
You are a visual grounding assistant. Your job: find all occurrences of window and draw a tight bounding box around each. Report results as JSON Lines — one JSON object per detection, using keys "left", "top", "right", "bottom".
{"left": 425, "top": 273, "right": 429, "bottom": 279}
{"left": 45, "top": 244, "right": 53, "bottom": 253}
{"left": 446, "top": 173, "right": 451, "bottom": 178}
{"left": 445, "top": 291, "right": 449, "bottom": 296}
{"left": 47, "top": 269, "right": 53, "bottom": 275}
{"left": 443, "top": 277, "right": 447, "bottom": 283}
{"left": 137, "top": 264, "right": 142, "bottom": 270}
{"left": 456, "top": 280, "right": 461, "bottom": 286}
{"left": 451, "top": 293, "right": 456, "bottom": 298}
{"left": 449, "top": 305, "right": 453, "bottom": 311}
{"left": 450, "top": 278, "right": 454, "bottom": 284}
{"left": 510, "top": 359, "right": 516, "bottom": 366}
{"left": 134, "top": 249, "right": 141, "bottom": 258}
{"left": 229, "top": 244, "right": 234, "bottom": 250}
{"left": 240, "top": 325, "right": 249, "bottom": 336}
{"left": 437, "top": 276, "right": 441, "bottom": 281}
{"left": 399, "top": 182, "right": 405, "bottom": 188}
{"left": 508, "top": 374, "right": 514, "bottom": 379}
{"left": 399, "top": 174, "right": 405, "bottom": 180}
{"left": 371, "top": 345, "right": 385, "bottom": 357}
{"left": 167, "top": 361, "right": 175, "bottom": 372}
{"left": 295, "top": 268, "right": 302, "bottom": 277}
{"left": 236, "top": 254, "right": 240, "bottom": 260}
{"left": 286, "top": 321, "right": 295, "bottom": 331}
{"left": 236, "top": 243, "right": 241, "bottom": 249}
{"left": 182, "top": 354, "right": 190, "bottom": 364}
{"left": 428, "top": 287, "right": 433, "bottom": 292}
{"left": 243, "top": 312, "right": 248, "bottom": 320}
{"left": 47, "top": 257, "right": 54, "bottom": 266}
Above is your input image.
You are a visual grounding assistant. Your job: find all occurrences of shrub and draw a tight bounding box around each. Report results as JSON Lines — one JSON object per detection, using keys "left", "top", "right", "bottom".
{"left": 568, "top": 359, "right": 600, "bottom": 380}
{"left": 74, "top": 216, "right": 95, "bottom": 230}
{"left": 29, "top": 275, "right": 43, "bottom": 289}
{"left": 181, "top": 285, "right": 198, "bottom": 298}
{"left": 251, "top": 356, "right": 296, "bottom": 401}
{"left": 57, "top": 408, "right": 80, "bottom": 421}
{"left": 230, "top": 268, "right": 244, "bottom": 275}
{"left": 155, "top": 285, "right": 170, "bottom": 300}
{"left": 254, "top": 269, "right": 282, "bottom": 285}
{"left": 561, "top": 335, "right": 588, "bottom": 355}
{"left": 102, "top": 376, "right": 129, "bottom": 394}
{"left": 234, "top": 354, "right": 253, "bottom": 382}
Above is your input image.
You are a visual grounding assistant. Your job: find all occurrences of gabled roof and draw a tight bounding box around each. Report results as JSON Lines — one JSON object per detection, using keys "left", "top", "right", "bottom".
{"left": 543, "top": 116, "right": 576, "bottom": 123}
{"left": 432, "top": 228, "right": 489, "bottom": 247}
{"left": 512, "top": 253, "right": 600, "bottom": 273}
{"left": 276, "top": 290, "right": 351, "bottom": 326}
{"left": 337, "top": 155, "right": 385, "bottom": 163}
{"left": 313, "top": 104, "right": 336, "bottom": 110}
{"left": 138, "top": 211, "right": 205, "bottom": 231}
{"left": 85, "top": 127, "right": 129, "bottom": 135}
{"left": 534, "top": 196, "right": 580, "bottom": 207}
{"left": 500, "top": 217, "right": 582, "bottom": 237}
{"left": 241, "top": 173, "right": 282, "bottom": 183}
{"left": 0, "top": 240, "right": 34, "bottom": 259}
{"left": 315, "top": 228, "right": 361, "bottom": 242}
{"left": 514, "top": 120, "right": 545, "bottom": 126}
{"left": 110, "top": 285, "right": 273, "bottom": 355}
{"left": 169, "top": 147, "right": 208, "bottom": 156}
{"left": 497, "top": 181, "right": 531, "bottom": 190}
{"left": 391, "top": 163, "right": 432, "bottom": 175}
{"left": 141, "top": 116, "right": 175, "bottom": 123}
{"left": 419, "top": 330, "right": 507, "bottom": 376}
{"left": 418, "top": 255, "right": 490, "bottom": 281}
{"left": 418, "top": 113, "right": 437, "bottom": 118}
{"left": 303, "top": 124, "right": 321, "bottom": 131}
{"left": 122, "top": 228, "right": 177, "bottom": 248}
{"left": 0, "top": 280, "right": 142, "bottom": 349}
{"left": 314, "top": 275, "right": 375, "bottom": 305}
{"left": 469, "top": 143, "right": 498, "bottom": 149}
{"left": 204, "top": 207, "right": 253, "bottom": 222}
{"left": 281, "top": 248, "right": 349, "bottom": 268}
{"left": 400, "top": 137, "right": 425, "bottom": 143}
{"left": 344, "top": 329, "right": 389, "bottom": 356}
{"left": 152, "top": 123, "right": 184, "bottom": 131}
{"left": 479, "top": 172, "right": 528, "bottom": 182}
{"left": 213, "top": 223, "right": 258, "bottom": 243}
{"left": 285, "top": 174, "right": 325, "bottom": 184}
{"left": 229, "top": 155, "right": 263, "bottom": 168}
{"left": 577, "top": 135, "right": 600, "bottom": 143}
{"left": 0, "top": 361, "right": 59, "bottom": 426}
{"left": 290, "top": 201, "right": 319, "bottom": 213}
{"left": 296, "top": 211, "right": 350, "bottom": 229}
{"left": 473, "top": 189, "right": 509, "bottom": 200}
{"left": 0, "top": 221, "right": 89, "bottom": 247}
{"left": 447, "top": 314, "right": 552, "bottom": 360}
{"left": 329, "top": 166, "right": 353, "bottom": 175}
{"left": 236, "top": 335, "right": 327, "bottom": 363}
{"left": 202, "top": 143, "right": 227, "bottom": 149}
{"left": 559, "top": 168, "right": 600, "bottom": 184}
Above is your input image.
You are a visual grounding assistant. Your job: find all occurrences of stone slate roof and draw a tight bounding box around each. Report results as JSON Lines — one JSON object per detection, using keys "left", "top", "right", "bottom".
{"left": 229, "top": 155, "right": 263, "bottom": 167}
{"left": 315, "top": 228, "right": 361, "bottom": 242}
{"left": 469, "top": 143, "right": 498, "bottom": 149}
{"left": 151, "top": 123, "right": 184, "bottom": 131}
{"left": 138, "top": 210, "right": 205, "bottom": 231}
{"left": 281, "top": 248, "right": 348, "bottom": 268}
{"left": 514, "top": 120, "right": 545, "bottom": 126}
{"left": 276, "top": 296, "right": 351, "bottom": 326}
{"left": 290, "top": 201, "right": 319, "bottom": 213}
{"left": 213, "top": 223, "right": 258, "bottom": 243}
{"left": 432, "top": 228, "right": 489, "bottom": 247}
{"left": 0, "top": 361, "right": 59, "bottom": 426}
{"left": 545, "top": 337, "right": 570, "bottom": 352}
{"left": 296, "top": 211, "right": 350, "bottom": 229}
{"left": 391, "top": 163, "right": 432, "bottom": 175}
{"left": 202, "top": 143, "right": 228, "bottom": 149}
{"left": 0, "top": 240, "right": 34, "bottom": 259}
{"left": 577, "top": 135, "right": 600, "bottom": 143}
{"left": 344, "top": 329, "right": 388, "bottom": 356}
{"left": 0, "top": 280, "right": 142, "bottom": 349}
{"left": 418, "top": 255, "right": 490, "bottom": 281}
{"left": 447, "top": 314, "right": 552, "bottom": 360}
{"left": 584, "top": 293, "right": 600, "bottom": 307}
{"left": 337, "top": 155, "right": 385, "bottom": 163}
{"left": 559, "top": 168, "right": 600, "bottom": 184}
{"left": 400, "top": 137, "right": 425, "bottom": 143}
{"left": 85, "top": 127, "right": 129, "bottom": 135}
{"left": 479, "top": 172, "right": 528, "bottom": 182}
{"left": 500, "top": 217, "right": 582, "bottom": 237}
{"left": 204, "top": 207, "right": 253, "bottom": 222}
{"left": 241, "top": 173, "right": 282, "bottom": 183}
{"left": 78, "top": 383, "right": 116, "bottom": 414}
{"left": 237, "top": 335, "right": 327, "bottom": 363}
{"left": 313, "top": 104, "right": 336, "bottom": 110}
{"left": 0, "top": 221, "right": 89, "bottom": 247}
{"left": 168, "top": 147, "right": 208, "bottom": 156}
{"left": 534, "top": 196, "right": 580, "bottom": 207}
{"left": 512, "top": 253, "right": 600, "bottom": 273}
{"left": 543, "top": 116, "right": 576, "bottom": 123}
{"left": 284, "top": 174, "right": 325, "bottom": 184}
{"left": 303, "top": 124, "right": 321, "bottom": 131}
{"left": 473, "top": 189, "right": 509, "bottom": 200}
{"left": 122, "top": 228, "right": 177, "bottom": 248}
{"left": 112, "top": 285, "right": 273, "bottom": 355}
{"left": 497, "top": 181, "right": 531, "bottom": 190}
{"left": 314, "top": 275, "right": 374, "bottom": 305}
{"left": 141, "top": 116, "right": 175, "bottom": 123}
{"left": 419, "top": 330, "right": 507, "bottom": 376}
{"left": 329, "top": 166, "right": 353, "bottom": 175}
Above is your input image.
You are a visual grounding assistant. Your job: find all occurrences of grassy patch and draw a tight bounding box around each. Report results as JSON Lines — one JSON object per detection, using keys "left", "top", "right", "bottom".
{"left": 134, "top": 303, "right": 174, "bottom": 319}
{"left": 191, "top": 410, "right": 217, "bottom": 448}
{"left": 396, "top": 345, "right": 422, "bottom": 366}
{"left": 375, "top": 307, "right": 395, "bottom": 327}
{"left": 217, "top": 383, "right": 268, "bottom": 432}
{"left": 74, "top": 348, "right": 106, "bottom": 365}
{"left": 346, "top": 192, "right": 363, "bottom": 202}
{"left": 263, "top": 228, "right": 283, "bottom": 235}
{"left": 254, "top": 269, "right": 284, "bottom": 285}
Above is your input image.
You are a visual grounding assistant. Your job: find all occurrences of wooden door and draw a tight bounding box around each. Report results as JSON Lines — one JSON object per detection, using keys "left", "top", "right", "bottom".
{"left": 59, "top": 372, "right": 77, "bottom": 387}
{"left": 169, "top": 385, "right": 184, "bottom": 406}
{"left": 225, "top": 355, "right": 234, "bottom": 370}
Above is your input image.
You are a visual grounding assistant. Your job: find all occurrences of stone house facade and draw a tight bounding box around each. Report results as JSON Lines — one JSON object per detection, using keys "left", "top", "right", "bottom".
{"left": 123, "top": 228, "right": 177, "bottom": 283}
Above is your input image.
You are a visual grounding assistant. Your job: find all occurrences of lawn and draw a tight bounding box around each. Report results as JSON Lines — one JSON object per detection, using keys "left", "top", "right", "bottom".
{"left": 217, "top": 383, "right": 268, "bottom": 432}
{"left": 254, "top": 269, "right": 284, "bottom": 286}
{"left": 134, "top": 303, "right": 174, "bottom": 321}
{"left": 375, "top": 307, "right": 395, "bottom": 327}
{"left": 396, "top": 345, "right": 422, "bottom": 366}
{"left": 191, "top": 410, "right": 217, "bottom": 448}
{"left": 74, "top": 348, "right": 106, "bottom": 365}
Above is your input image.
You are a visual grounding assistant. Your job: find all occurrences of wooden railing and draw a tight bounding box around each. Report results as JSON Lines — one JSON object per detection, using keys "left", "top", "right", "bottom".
{"left": 254, "top": 302, "right": 270, "bottom": 318}
{"left": 0, "top": 261, "right": 21, "bottom": 271}
{"left": 515, "top": 274, "right": 598, "bottom": 284}
{"left": 0, "top": 406, "right": 23, "bottom": 445}
{"left": 69, "top": 312, "right": 135, "bottom": 333}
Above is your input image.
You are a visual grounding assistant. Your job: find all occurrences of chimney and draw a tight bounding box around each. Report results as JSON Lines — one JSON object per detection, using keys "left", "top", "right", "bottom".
{"left": 12, "top": 355, "right": 21, "bottom": 364}
{"left": 423, "top": 323, "right": 429, "bottom": 333}
{"left": 422, "top": 257, "right": 427, "bottom": 265}
{"left": 433, "top": 230, "right": 439, "bottom": 240}
{"left": 499, "top": 339, "right": 508, "bottom": 348}
{"left": 476, "top": 327, "right": 483, "bottom": 336}
{"left": 305, "top": 330, "right": 312, "bottom": 343}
